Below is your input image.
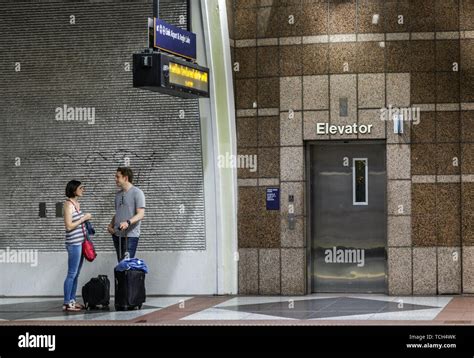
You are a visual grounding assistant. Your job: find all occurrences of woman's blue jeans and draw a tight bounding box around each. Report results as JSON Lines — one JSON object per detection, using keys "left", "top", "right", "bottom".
{"left": 63, "top": 244, "right": 84, "bottom": 305}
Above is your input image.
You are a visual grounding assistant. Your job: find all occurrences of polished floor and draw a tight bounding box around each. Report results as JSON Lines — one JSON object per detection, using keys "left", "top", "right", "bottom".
{"left": 0, "top": 297, "right": 191, "bottom": 322}
{"left": 195, "top": 295, "right": 448, "bottom": 321}
{"left": 1, "top": 294, "right": 472, "bottom": 325}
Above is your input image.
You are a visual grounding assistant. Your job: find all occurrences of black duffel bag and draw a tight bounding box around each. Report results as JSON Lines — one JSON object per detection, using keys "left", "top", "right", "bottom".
{"left": 82, "top": 275, "right": 110, "bottom": 310}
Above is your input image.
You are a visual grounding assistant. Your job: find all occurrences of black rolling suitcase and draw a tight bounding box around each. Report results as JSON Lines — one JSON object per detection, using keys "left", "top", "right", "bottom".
{"left": 82, "top": 275, "right": 110, "bottom": 310}
{"left": 114, "top": 237, "right": 146, "bottom": 311}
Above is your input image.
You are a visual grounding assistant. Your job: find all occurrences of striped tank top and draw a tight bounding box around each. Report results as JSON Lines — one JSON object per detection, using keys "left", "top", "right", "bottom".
{"left": 65, "top": 201, "right": 85, "bottom": 246}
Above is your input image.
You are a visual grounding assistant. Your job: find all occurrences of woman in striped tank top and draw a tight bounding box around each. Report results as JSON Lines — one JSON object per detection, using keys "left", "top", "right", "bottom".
{"left": 62, "top": 180, "right": 92, "bottom": 312}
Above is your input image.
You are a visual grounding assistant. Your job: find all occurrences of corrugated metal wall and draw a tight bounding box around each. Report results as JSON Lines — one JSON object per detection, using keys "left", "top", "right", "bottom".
{"left": 0, "top": 0, "right": 206, "bottom": 251}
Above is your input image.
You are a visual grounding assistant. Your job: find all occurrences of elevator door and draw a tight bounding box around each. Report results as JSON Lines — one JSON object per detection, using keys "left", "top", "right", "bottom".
{"left": 310, "top": 142, "right": 387, "bottom": 293}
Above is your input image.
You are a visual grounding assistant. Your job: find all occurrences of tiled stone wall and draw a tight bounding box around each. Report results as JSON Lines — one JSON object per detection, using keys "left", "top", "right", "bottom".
{"left": 229, "top": 0, "right": 474, "bottom": 295}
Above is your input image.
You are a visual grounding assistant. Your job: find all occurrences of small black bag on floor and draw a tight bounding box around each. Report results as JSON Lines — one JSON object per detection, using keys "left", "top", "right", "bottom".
{"left": 82, "top": 275, "right": 110, "bottom": 310}
{"left": 114, "top": 236, "right": 146, "bottom": 311}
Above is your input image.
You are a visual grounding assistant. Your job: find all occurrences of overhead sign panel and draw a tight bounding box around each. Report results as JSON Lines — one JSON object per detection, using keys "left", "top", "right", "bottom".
{"left": 154, "top": 18, "right": 197, "bottom": 60}
{"left": 133, "top": 52, "right": 209, "bottom": 99}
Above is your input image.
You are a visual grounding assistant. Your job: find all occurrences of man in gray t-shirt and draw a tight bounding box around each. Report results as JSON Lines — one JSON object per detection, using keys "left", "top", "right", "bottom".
{"left": 107, "top": 167, "right": 146, "bottom": 262}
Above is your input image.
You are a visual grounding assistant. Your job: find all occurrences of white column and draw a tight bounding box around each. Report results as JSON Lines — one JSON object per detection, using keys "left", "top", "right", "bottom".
{"left": 194, "top": 0, "right": 238, "bottom": 294}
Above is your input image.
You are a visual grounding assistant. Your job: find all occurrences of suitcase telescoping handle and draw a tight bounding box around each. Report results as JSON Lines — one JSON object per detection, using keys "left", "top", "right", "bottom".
{"left": 118, "top": 235, "right": 130, "bottom": 261}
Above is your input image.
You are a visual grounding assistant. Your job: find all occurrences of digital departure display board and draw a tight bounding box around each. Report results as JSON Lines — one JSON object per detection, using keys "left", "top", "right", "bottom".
{"left": 169, "top": 62, "right": 209, "bottom": 94}
{"left": 133, "top": 52, "right": 210, "bottom": 99}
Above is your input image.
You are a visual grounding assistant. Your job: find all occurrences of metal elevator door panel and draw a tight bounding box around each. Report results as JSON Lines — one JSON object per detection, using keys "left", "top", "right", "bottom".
{"left": 310, "top": 142, "right": 387, "bottom": 293}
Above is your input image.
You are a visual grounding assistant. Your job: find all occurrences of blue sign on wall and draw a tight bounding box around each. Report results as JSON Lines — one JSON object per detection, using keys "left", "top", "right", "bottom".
{"left": 266, "top": 188, "right": 280, "bottom": 211}
{"left": 154, "top": 18, "right": 197, "bottom": 60}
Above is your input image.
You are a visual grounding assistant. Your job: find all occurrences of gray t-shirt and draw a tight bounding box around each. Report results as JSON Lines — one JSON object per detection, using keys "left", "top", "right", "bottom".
{"left": 114, "top": 186, "right": 146, "bottom": 238}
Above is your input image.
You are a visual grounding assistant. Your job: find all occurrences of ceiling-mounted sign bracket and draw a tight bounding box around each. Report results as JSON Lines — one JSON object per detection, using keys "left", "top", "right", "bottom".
{"left": 134, "top": 0, "right": 209, "bottom": 98}
{"left": 150, "top": 0, "right": 194, "bottom": 59}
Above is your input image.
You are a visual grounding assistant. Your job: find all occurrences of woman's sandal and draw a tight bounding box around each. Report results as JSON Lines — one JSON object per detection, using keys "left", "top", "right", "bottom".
{"left": 73, "top": 302, "right": 85, "bottom": 309}
{"left": 62, "top": 304, "right": 81, "bottom": 312}
{"left": 68, "top": 300, "right": 85, "bottom": 310}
